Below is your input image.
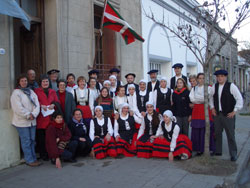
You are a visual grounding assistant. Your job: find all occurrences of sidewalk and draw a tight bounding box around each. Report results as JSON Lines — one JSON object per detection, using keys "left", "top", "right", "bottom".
{"left": 0, "top": 115, "right": 249, "bottom": 188}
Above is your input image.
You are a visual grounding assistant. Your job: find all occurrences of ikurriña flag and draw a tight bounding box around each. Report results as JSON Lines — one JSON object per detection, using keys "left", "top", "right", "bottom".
{"left": 102, "top": 1, "right": 145, "bottom": 45}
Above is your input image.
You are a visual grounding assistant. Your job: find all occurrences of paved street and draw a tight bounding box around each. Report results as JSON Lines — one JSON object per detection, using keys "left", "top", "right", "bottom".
{"left": 0, "top": 115, "right": 249, "bottom": 188}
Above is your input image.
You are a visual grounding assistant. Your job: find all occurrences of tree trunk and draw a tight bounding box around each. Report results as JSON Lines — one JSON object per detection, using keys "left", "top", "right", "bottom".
{"left": 203, "top": 63, "right": 211, "bottom": 156}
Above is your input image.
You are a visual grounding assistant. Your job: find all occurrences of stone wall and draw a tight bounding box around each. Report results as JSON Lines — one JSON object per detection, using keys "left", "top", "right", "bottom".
{"left": 0, "top": 15, "right": 20, "bottom": 170}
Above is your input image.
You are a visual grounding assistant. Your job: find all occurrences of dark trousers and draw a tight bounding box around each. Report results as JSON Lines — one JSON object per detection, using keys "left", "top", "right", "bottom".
{"left": 75, "top": 139, "right": 92, "bottom": 157}
{"left": 36, "top": 129, "right": 47, "bottom": 158}
{"left": 214, "top": 113, "right": 237, "bottom": 157}
{"left": 62, "top": 141, "right": 78, "bottom": 160}
{"left": 176, "top": 116, "right": 189, "bottom": 136}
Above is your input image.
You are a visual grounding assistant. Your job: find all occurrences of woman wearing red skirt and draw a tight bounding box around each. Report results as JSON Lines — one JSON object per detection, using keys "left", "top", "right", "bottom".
{"left": 114, "top": 103, "right": 141, "bottom": 157}
{"left": 152, "top": 110, "right": 192, "bottom": 161}
{"left": 189, "top": 73, "right": 215, "bottom": 156}
{"left": 136, "top": 102, "right": 161, "bottom": 158}
{"left": 89, "top": 106, "right": 117, "bottom": 159}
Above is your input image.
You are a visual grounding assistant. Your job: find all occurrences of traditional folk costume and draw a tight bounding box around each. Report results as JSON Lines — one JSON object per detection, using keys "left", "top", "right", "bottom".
{"left": 109, "top": 68, "right": 123, "bottom": 89}
{"left": 89, "top": 106, "right": 117, "bottom": 159}
{"left": 209, "top": 70, "right": 243, "bottom": 161}
{"left": 147, "top": 69, "right": 160, "bottom": 93}
{"left": 153, "top": 77, "right": 172, "bottom": 115}
{"left": 74, "top": 87, "right": 92, "bottom": 121}
{"left": 137, "top": 104, "right": 161, "bottom": 158}
{"left": 113, "top": 95, "right": 128, "bottom": 114}
{"left": 109, "top": 75, "right": 118, "bottom": 98}
{"left": 88, "top": 88, "right": 100, "bottom": 116}
{"left": 137, "top": 79, "right": 150, "bottom": 113}
{"left": 124, "top": 73, "right": 139, "bottom": 96}
{"left": 114, "top": 103, "right": 142, "bottom": 157}
{"left": 189, "top": 85, "right": 215, "bottom": 154}
{"left": 152, "top": 110, "right": 192, "bottom": 159}
{"left": 66, "top": 83, "right": 78, "bottom": 97}
{"left": 172, "top": 87, "right": 192, "bottom": 136}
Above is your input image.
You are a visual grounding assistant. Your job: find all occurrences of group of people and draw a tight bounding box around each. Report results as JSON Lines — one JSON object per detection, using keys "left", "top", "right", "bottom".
{"left": 10, "top": 63, "right": 243, "bottom": 169}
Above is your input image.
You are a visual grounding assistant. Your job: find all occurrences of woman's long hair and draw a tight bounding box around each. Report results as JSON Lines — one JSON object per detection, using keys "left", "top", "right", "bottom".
{"left": 96, "top": 87, "right": 112, "bottom": 105}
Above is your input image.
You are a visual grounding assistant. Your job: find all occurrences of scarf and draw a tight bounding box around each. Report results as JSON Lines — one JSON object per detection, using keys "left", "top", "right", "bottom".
{"left": 72, "top": 118, "right": 87, "bottom": 132}
{"left": 51, "top": 120, "right": 65, "bottom": 129}
{"left": 43, "top": 88, "right": 49, "bottom": 97}
{"left": 174, "top": 87, "right": 186, "bottom": 95}
{"left": 67, "top": 83, "right": 76, "bottom": 88}
{"left": 19, "top": 87, "right": 37, "bottom": 107}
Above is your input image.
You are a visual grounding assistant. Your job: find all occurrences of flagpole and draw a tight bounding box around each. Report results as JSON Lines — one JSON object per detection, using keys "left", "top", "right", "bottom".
{"left": 93, "top": 0, "right": 108, "bottom": 69}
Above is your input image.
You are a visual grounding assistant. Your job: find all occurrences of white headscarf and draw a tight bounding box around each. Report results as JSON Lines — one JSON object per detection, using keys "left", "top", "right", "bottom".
{"left": 103, "top": 80, "right": 111, "bottom": 86}
{"left": 109, "top": 75, "right": 117, "bottom": 80}
{"left": 146, "top": 101, "right": 154, "bottom": 107}
{"left": 119, "top": 103, "right": 130, "bottom": 113}
{"left": 160, "top": 77, "right": 168, "bottom": 82}
{"left": 163, "top": 110, "right": 177, "bottom": 123}
{"left": 139, "top": 79, "right": 147, "bottom": 84}
{"left": 128, "top": 84, "right": 135, "bottom": 89}
{"left": 95, "top": 106, "right": 103, "bottom": 113}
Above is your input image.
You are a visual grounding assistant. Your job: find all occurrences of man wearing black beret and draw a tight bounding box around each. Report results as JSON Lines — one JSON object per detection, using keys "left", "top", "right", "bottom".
{"left": 47, "top": 69, "right": 60, "bottom": 91}
{"left": 147, "top": 69, "right": 160, "bottom": 93}
{"left": 170, "top": 63, "right": 187, "bottom": 90}
{"left": 209, "top": 69, "right": 243, "bottom": 161}
{"left": 124, "top": 73, "right": 139, "bottom": 95}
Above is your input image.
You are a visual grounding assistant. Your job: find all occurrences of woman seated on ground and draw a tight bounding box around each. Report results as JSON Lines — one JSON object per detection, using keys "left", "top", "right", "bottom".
{"left": 152, "top": 110, "right": 192, "bottom": 161}
{"left": 136, "top": 102, "right": 161, "bottom": 159}
{"left": 89, "top": 106, "right": 117, "bottom": 159}
{"left": 114, "top": 103, "right": 142, "bottom": 157}
{"left": 46, "top": 111, "right": 77, "bottom": 168}
{"left": 68, "top": 109, "right": 92, "bottom": 158}
{"left": 94, "top": 87, "right": 114, "bottom": 120}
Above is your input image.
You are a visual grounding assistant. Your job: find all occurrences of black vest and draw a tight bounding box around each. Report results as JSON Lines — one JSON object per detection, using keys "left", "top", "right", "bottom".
{"left": 213, "top": 82, "right": 236, "bottom": 116}
{"left": 116, "top": 80, "right": 121, "bottom": 88}
{"left": 161, "top": 121, "right": 176, "bottom": 142}
{"left": 156, "top": 87, "right": 171, "bottom": 114}
{"left": 137, "top": 91, "right": 149, "bottom": 112}
{"left": 170, "top": 75, "right": 188, "bottom": 90}
{"left": 117, "top": 115, "right": 135, "bottom": 141}
{"left": 147, "top": 80, "right": 160, "bottom": 93}
{"left": 144, "top": 116, "right": 158, "bottom": 136}
{"left": 94, "top": 117, "right": 108, "bottom": 139}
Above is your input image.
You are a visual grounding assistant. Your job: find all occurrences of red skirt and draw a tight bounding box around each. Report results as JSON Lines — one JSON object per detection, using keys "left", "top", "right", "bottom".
{"left": 192, "top": 104, "right": 213, "bottom": 121}
{"left": 152, "top": 135, "right": 192, "bottom": 158}
{"left": 93, "top": 137, "right": 117, "bottom": 159}
{"left": 136, "top": 135, "right": 153, "bottom": 159}
{"left": 76, "top": 105, "right": 92, "bottom": 119}
{"left": 116, "top": 133, "right": 137, "bottom": 157}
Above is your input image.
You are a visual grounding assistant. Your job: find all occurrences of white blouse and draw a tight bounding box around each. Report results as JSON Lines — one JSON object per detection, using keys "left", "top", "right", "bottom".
{"left": 156, "top": 122, "right": 180, "bottom": 152}
{"left": 189, "top": 85, "right": 211, "bottom": 104}
{"left": 66, "top": 85, "right": 78, "bottom": 97}
{"left": 127, "top": 93, "right": 140, "bottom": 115}
{"left": 75, "top": 87, "right": 89, "bottom": 105}
{"left": 114, "top": 114, "right": 142, "bottom": 138}
{"left": 113, "top": 96, "right": 128, "bottom": 113}
{"left": 89, "top": 117, "right": 113, "bottom": 141}
{"left": 88, "top": 88, "right": 100, "bottom": 115}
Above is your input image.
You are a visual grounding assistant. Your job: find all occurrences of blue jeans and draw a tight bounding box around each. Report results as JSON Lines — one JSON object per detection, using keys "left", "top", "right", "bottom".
{"left": 15, "top": 126, "right": 37, "bottom": 164}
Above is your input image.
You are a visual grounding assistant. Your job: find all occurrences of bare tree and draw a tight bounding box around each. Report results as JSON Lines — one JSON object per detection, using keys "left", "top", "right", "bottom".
{"left": 145, "top": 0, "right": 250, "bottom": 156}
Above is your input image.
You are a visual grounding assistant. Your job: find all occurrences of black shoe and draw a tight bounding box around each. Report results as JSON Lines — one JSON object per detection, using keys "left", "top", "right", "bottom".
{"left": 215, "top": 153, "right": 222, "bottom": 156}
{"left": 231, "top": 156, "right": 237, "bottom": 161}
{"left": 64, "top": 158, "right": 77, "bottom": 163}
{"left": 51, "top": 159, "right": 56, "bottom": 165}
{"left": 196, "top": 152, "right": 203, "bottom": 156}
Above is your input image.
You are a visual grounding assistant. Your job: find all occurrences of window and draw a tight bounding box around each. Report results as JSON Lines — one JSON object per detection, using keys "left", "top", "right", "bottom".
{"left": 149, "top": 61, "right": 162, "bottom": 75}
{"left": 93, "top": 4, "right": 117, "bottom": 82}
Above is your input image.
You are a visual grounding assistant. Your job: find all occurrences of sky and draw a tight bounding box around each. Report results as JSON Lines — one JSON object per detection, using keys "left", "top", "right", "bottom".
{"left": 196, "top": 0, "right": 250, "bottom": 50}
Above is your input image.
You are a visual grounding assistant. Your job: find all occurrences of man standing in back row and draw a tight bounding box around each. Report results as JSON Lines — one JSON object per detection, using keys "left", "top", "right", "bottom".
{"left": 170, "top": 63, "right": 187, "bottom": 90}
{"left": 209, "top": 69, "right": 243, "bottom": 161}
{"left": 147, "top": 69, "right": 160, "bottom": 93}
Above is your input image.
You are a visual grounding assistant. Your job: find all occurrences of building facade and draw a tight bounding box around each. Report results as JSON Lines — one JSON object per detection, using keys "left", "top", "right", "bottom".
{"left": 0, "top": 0, "right": 143, "bottom": 170}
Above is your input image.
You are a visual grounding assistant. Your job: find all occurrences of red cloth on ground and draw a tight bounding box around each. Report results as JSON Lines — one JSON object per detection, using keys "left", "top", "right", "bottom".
{"left": 45, "top": 124, "right": 71, "bottom": 159}
{"left": 116, "top": 133, "right": 137, "bottom": 157}
{"left": 93, "top": 137, "right": 117, "bottom": 159}
{"left": 35, "top": 87, "right": 60, "bottom": 129}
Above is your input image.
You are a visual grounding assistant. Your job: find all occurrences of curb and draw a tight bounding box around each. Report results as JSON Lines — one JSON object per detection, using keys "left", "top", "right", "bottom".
{"left": 222, "top": 131, "right": 250, "bottom": 188}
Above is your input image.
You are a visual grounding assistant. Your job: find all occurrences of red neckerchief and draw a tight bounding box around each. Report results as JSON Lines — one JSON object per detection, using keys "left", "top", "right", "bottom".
{"left": 50, "top": 120, "right": 65, "bottom": 129}
{"left": 67, "top": 83, "right": 76, "bottom": 88}
{"left": 174, "top": 87, "right": 186, "bottom": 95}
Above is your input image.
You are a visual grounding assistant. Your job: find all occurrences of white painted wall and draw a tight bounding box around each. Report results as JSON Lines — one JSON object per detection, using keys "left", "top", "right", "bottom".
{"left": 141, "top": 0, "right": 204, "bottom": 84}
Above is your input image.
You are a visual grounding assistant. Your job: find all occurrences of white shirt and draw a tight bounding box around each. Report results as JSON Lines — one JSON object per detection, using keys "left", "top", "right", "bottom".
{"left": 139, "top": 90, "right": 147, "bottom": 96}
{"left": 114, "top": 114, "right": 142, "bottom": 138}
{"left": 175, "top": 74, "right": 182, "bottom": 83}
{"left": 156, "top": 122, "right": 180, "bottom": 152}
{"left": 189, "top": 85, "right": 212, "bottom": 104}
{"left": 127, "top": 93, "right": 140, "bottom": 115}
{"left": 113, "top": 96, "right": 128, "bottom": 113}
{"left": 152, "top": 87, "right": 173, "bottom": 109}
{"left": 75, "top": 87, "right": 89, "bottom": 105}
{"left": 66, "top": 85, "right": 78, "bottom": 97}
{"left": 209, "top": 82, "right": 243, "bottom": 112}
{"left": 89, "top": 117, "right": 113, "bottom": 141}
{"left": 88, "top": 88, "right": 100, "bottom": 115}
{"left": 137, "top": 113, "right": 156, "bottom": 139}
